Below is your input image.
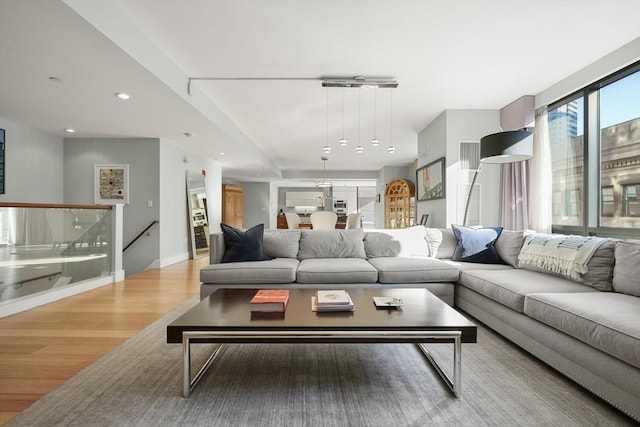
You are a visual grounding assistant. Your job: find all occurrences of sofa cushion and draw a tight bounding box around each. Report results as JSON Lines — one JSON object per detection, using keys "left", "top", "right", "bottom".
{"left": 449, "top": 261, "right": 514, "bottom": 272}
{"left": 612, "top": 240, "right": 640, "bottom": 296}
{"left": 296, "top": 258, "right": 378, "bottom": 283}
{"left": 363, "top": 226, "right": 429, "bottom": 258}
{"left": 200, "top": 258, "right": 299, "bottom": 284}
{"left": 298, "top": 229, "right": 366, "bottom": 260}
{"left": 367, "top": 257, "right": 459, "bottom": 283}
{"left": 518, "top": 235, "right": 616, "bottom": 291}
{"left": 263, "top": 229, "right": 300, "bottom": 259}
{"left": 524, "top": 292, "right": 640, "bottom": 369}
{"left": 220, "top": 223, "right": 271, "bottom": 263}
{"left": 458, "top": 269, "right": 595, "bottom": 313}
{"left": 452, "top": 225, "right": 505, "bottom": 264}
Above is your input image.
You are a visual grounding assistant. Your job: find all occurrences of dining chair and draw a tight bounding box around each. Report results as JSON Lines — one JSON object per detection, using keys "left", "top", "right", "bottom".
{"left": 345, "top": 213, "right": 362, "bottom": 229}
{"left": 310, "top": 211, "right": 338, "bottom": 230}
{"left": 284, "top": 212, "right": 301, "bottom": 229}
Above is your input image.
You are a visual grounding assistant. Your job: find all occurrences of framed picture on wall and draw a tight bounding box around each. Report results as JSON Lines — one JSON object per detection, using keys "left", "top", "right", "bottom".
{"left": 94, "top": 164, "right": 129, "bottom": 204}
{"left": 416, "top": 157, "right": 445, "bottom": 201}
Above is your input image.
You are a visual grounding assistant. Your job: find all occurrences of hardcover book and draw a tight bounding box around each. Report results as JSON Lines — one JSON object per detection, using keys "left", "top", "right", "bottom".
{"left": 316, "top": 290, "right": 351, "bottom": 305}
{"left": 250, "top": 289, "right": 289, "bottom": 312}
{"left": 313, "top": 290, "right": 354, "bottom": 311}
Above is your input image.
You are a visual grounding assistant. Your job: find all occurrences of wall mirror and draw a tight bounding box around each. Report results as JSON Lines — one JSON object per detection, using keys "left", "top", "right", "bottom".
{"left": 186, "top": 170, "right": 209, "bottom": 259}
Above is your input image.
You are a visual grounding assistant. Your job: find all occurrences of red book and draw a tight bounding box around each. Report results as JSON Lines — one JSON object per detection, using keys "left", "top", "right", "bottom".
{"left": 250, "top": 289, "right": 290, "bottom": 312}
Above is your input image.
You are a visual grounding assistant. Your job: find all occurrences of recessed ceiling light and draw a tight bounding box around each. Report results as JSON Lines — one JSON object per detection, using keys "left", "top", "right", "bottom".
{"left": 183, "top": 132, "right": 192, "bottom": 137}
{"left": 64, "top": 128, "right": 76, "bottom": 133}
{"left": 114, "top": 92, "right": 131, "bottom": 100}
{"left": 219, "top": 152, "right": 225, "bottom": 156}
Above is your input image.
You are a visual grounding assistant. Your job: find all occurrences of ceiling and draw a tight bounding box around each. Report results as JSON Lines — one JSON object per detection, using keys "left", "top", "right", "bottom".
{"left": 1, "top": 0, "right": 639, "bottom": 186}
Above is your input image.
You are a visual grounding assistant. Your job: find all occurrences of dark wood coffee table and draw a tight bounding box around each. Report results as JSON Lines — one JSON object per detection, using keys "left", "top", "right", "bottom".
{"left": 167, "top": 288, "right": 477, "bottom": 398}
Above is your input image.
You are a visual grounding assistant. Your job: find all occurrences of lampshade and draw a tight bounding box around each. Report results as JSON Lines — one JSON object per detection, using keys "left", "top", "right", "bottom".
{"left": 480, "top": 130, "right": 533, "bottom": 164}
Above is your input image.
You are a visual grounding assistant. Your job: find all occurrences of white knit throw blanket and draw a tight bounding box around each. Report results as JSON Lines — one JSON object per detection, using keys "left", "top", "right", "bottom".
{"left": 518, "top": 235, "right": 607, "bottom": 279}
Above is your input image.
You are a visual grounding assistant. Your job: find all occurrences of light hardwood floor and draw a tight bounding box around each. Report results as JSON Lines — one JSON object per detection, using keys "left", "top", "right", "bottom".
{"left": 0, "top": 255, "right": 209, "bottom": 425}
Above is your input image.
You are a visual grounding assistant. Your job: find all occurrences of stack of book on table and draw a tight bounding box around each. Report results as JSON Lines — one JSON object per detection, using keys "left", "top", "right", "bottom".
{"left": 250, "top": 289, "right": 289, "bottom": 312}
{"left": 313, "top": 290, "right": 354, "bottom": 312}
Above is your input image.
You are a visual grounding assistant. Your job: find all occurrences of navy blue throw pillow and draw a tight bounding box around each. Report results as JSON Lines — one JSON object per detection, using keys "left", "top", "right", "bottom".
{"left": 451, "top": 225, "right": 505, "bottom": 264}
{"left": 220, "top": 223, "right": 271, "bottom": 263}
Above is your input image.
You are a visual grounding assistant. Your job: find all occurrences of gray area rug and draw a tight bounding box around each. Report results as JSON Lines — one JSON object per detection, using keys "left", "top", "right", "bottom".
{"left": 6, "top": 297, "right": 635, "bottom": 427}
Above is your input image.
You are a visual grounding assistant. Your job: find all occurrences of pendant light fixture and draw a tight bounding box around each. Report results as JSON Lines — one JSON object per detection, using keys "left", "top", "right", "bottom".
{"left": 322, "top": 88, "right": 331, "bottom": 154}
{"left": 371, "top": 87, "right": 380, "bottom": 147}
{"left": 356, "top": 88, "right": 364, "bottom": 154}
{"left": 339, "top": 88, "right": 347, "bottom": 146}
{"left": 387, "top": 90, "right": 396, "bottom": 154}
{"left": 316, "top": 156, "right": 332, "bottom": 188}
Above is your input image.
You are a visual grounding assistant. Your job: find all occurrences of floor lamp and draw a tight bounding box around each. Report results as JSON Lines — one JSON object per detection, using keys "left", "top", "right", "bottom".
{"left": 462, "top": 130, "right": 533, "bottom": 226}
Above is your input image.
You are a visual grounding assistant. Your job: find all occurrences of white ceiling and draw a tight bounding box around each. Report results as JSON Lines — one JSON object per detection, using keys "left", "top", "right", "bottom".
{"left": 1, "top": 0, "right": 639, "bottom": 186}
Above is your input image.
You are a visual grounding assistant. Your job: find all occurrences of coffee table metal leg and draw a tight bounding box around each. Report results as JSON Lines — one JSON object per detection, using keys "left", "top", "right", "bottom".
{"left": 183, "top": 334, "right": 224, "bottom": 398}
{"left": 416, "top": 332, "right": 462, "bottom": 397}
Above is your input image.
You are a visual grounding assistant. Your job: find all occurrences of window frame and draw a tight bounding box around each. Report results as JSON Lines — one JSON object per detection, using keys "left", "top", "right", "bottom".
{"left": 548, "top": 61, "right": 640, "bottom": 239}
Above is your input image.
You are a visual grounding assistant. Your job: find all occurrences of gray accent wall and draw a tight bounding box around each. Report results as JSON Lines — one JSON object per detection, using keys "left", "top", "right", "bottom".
{"left": 242, "top": 182, "right": 271, "bottom": 229}
{"left": 64, "top": 138, "right": 161, "bottom": 275}
{"left": 417, "top": 111, "right": 447, "bottom": 228}
{"left": 0, "top": 117, "right": 64, "bottom": 203}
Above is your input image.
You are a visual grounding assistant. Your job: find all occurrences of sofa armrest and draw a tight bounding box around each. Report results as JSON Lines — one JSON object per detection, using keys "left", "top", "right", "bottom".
{"left": 210, "top": 232, "right": 226, "bottom": 264}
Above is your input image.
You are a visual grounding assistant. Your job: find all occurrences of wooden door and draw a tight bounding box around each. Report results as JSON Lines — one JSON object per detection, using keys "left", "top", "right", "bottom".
{"left": 222, "top": 184, "right": 244, "bottom": 228}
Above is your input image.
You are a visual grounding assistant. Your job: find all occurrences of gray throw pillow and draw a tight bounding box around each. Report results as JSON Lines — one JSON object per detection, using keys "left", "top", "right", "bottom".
{"left": 363, "top": 232, "right": 402, "bottom": 258}
{"left": 298, "top": 229, "right": 366, "bottom": 259}
{"left": 435, "top": 228, "right": 458, "bottom": 259}
{"left": 612, "top": 240, "right": 640, "bottom": 296}
{"left": 495, "top": 230, "right": 533, "bottom": 268}
{"left": 262, "top": 229, "right": 301, "bottom": 259}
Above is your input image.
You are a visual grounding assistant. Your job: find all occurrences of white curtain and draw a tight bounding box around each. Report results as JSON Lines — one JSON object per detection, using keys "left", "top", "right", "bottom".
{"left": 528, "top": 106, "right": 552, "bottom": 233}
{"left": 501, "top": 160, "right": 529, "bottom": 230}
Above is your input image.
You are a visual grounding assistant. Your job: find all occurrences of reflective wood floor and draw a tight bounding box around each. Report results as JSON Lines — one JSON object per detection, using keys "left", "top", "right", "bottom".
{"left": 0, "top": 255, "right": 209, "bottom": 425}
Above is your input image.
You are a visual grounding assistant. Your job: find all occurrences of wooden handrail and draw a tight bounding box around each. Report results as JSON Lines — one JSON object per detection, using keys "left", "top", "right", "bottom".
{"left": 124, "top": 220, "right": 159, "bottom": 252}
{"left": 0, "top": 202, "right": 112, "bottom": 210}
{"left": 1, "top": 272, "right": 62, "bottom": 289}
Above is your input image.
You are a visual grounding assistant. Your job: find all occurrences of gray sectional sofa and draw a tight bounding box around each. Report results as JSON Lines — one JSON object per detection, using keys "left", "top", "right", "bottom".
{"left": 200, "top": 226, "right": 640, "bottom": 421}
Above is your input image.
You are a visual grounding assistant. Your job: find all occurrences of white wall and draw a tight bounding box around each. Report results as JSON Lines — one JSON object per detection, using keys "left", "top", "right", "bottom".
{"left": 536, "top": 38, "right": 640, "bottom": 108}
{"left": 417, "top": 110, "right": 501, "bottom": 228}
{"left": 159, "top": 140, "right": 221, "bottom": 266}
{"left": 0, "top": 117, "right": 64, "bottom": 203}
{"left": 445, "top": 110, "right": 501, "bottom": 227}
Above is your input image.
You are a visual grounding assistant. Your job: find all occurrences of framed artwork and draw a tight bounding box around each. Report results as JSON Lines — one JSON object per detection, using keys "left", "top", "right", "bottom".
{"left": 94, "top": 164, "right": 129, "bottom": 204}
{"left": 417, "top": 157, "right": 445, "bottom": 201}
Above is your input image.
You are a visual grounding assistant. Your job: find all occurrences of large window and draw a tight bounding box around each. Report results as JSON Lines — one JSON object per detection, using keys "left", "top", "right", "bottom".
{"left": 548, "top": 63, "right": 640, "bottom": 236}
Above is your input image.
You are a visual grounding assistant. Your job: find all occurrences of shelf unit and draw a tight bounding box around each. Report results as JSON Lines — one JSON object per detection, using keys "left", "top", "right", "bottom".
{"left": 384, "top": 178, "right": 416, "bottom": 229}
